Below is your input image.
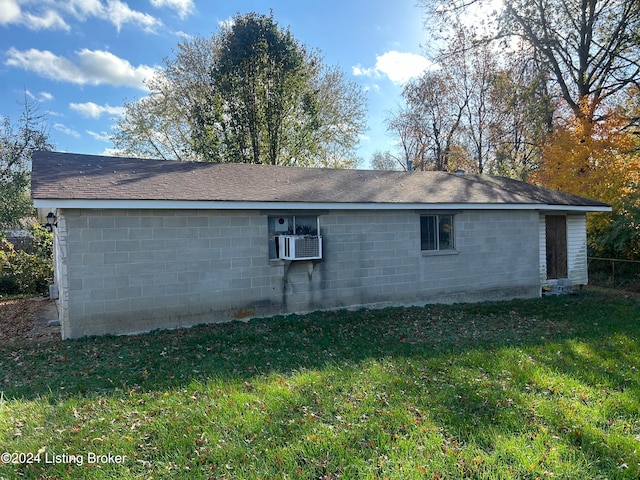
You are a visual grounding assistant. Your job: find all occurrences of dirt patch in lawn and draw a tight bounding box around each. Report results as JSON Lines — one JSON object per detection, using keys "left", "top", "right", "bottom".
{"left": 0, "top": 297, "right": 60, "bottom": 344}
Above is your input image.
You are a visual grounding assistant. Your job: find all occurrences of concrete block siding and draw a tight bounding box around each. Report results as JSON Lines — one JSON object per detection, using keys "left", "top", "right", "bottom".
{"left": 57, "top": 208, "right": 542, "bottom": 338}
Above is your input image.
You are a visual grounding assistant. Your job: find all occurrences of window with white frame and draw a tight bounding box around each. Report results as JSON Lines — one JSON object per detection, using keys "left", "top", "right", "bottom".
{"left": 420, "top": 214, "right": 455, "bottom": 251}
{"left": 268, "top": 215, "right": 319, "bottom": 260}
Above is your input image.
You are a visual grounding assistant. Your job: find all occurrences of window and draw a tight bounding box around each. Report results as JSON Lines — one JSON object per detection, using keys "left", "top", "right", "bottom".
{"left": 421, "top": 214, "right": 454, "bottom": 251}
{"left": 268, "top": 215, "right": 319, "bottom": 259}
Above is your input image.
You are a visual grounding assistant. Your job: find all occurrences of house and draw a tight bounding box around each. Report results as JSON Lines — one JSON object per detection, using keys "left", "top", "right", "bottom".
{"left": 31, "top": 151, "right": 611, "bottom": 339}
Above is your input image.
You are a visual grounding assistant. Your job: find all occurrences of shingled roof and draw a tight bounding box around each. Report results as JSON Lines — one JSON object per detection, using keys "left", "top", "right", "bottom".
{"left": 31, "top": 151, "right": 610, "bottom": 211}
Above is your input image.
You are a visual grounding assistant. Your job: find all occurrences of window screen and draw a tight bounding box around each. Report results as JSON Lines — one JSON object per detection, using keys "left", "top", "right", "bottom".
{"left": 420, "top": 215, "right": 454, "bottom": 251}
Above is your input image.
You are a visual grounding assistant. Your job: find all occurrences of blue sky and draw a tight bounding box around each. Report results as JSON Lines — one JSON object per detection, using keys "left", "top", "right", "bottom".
{"left": 1, "top": 0, "right": 434, "bottom": 167}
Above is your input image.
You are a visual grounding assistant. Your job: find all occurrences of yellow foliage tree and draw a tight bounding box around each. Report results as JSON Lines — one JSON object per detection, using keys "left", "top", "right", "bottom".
{"left": 533, "top": 100, "right": 639, "bottom": 205}
{"left": 532, "top": 99, "right": 640, "bottom": 257}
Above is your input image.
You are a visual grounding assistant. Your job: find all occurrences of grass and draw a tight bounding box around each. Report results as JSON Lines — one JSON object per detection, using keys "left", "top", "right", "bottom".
{"left": 1, "top": 289, "right": 640, "bottom": 479}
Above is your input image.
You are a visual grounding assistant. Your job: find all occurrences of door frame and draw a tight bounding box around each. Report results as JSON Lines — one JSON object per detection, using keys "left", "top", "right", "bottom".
{"left": 545, "top": 214, "right": 568, "bottom": 279}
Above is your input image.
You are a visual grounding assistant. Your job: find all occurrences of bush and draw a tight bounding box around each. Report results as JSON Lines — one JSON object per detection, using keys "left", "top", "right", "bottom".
{"left": 589, "top": 192, "right": 640, "bottom": 260}
{"left": 0, "top": 275, "right": 19, "bottom": 295}
{"left": 0, "top": 224, "right": 53, "bottom": 296}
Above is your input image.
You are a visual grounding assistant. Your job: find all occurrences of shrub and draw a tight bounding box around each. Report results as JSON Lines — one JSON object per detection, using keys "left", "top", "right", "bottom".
{"left": 0, "top": 224, "right": 53, "bottom": 296}
{"left": 0, "top": 275, "right": 19, "bottom": 295}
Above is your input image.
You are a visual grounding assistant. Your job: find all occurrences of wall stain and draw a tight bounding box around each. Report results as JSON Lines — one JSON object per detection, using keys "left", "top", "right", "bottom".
{"left": 233, "top": 307, "right": 256, "bottom": 319}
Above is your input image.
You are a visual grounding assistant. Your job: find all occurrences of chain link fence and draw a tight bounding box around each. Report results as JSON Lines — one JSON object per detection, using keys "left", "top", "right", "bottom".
{"left": 588, "top": 257, "right": 640, "bottom": 292}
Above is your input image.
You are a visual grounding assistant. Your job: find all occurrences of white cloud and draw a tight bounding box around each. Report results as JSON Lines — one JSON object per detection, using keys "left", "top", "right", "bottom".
{"left": 353, "top": 51, "right": 437, "bottom": 85}
{"left": 25, "top": 90, "right": 54, "bottom": 102}
{"left": 0, "top": 0, "right": 162, "bottom": 33}
{"left": 54, "top": 123, "right": 81, "bottom": 138}
{"left": 106, "top": 0, "right": 161, "bottom": 32}
{"left": 64, "top": 0, "right": 109, "bottom": 20}
{"left": 86, "top": 130, "right": 111, "bottom": 142}
{"left": 5, "top": 47, "right": 156, "bottom": 90}
{"left": 360, "top": 83, "right": 381, "bottom": 94}
{"left": 150, "top": 0, "right": 194, "bottom": 19}
{"left": 70, "top": 101, "right": 125, "bottom": 118}
{"left": 173, "top": 30, "right": 192, "bottom": 39}
{"left": 24, "top": 9, "right": 69, "bottom": 30}
{"left": 0, "top": 0, "right": 21, "bottom": 25}
{"left": 352, "top": 65, "right": 375, "bottom": 78}
{"left": 0, "top": 0, "right": 70, "bottom": 30}
{"left": 101, "top": 147, "right": 126, "bottom": 156}
{"left": 218, "top": 16, "right": 235, "bottom": 29}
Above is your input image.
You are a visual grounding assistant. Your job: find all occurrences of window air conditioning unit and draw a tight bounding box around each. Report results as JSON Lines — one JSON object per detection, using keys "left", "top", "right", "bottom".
{"left": 276, "top": 235, "right": 322, "bottom": 260}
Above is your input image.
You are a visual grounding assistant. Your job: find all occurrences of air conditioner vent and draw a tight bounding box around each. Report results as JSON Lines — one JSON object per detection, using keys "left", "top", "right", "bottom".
{"left": 276, "top": 235, "right": 322, "bottom": 260}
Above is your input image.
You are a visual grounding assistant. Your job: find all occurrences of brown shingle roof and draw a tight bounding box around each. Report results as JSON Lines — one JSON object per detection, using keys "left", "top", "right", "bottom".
{"left": 31, "top": 151, "right": 610, "bottom": 209}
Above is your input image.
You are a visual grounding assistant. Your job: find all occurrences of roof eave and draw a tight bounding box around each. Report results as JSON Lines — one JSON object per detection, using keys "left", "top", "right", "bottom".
{"left": 32, "top": 198, "right": 612, "bottom": 213}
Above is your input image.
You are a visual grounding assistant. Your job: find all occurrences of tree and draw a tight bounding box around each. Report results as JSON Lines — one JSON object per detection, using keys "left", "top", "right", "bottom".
{"left": 533, "top": 104, "right": 639, "bottom": 204}
{"left": 454, "top": 29, "right": 501, "bottom": 174}
{"left": 113, "top": 35, "right": 220, "bottom": 161}
{"left": 532, "top": 103, "right": 640, "bottom": 259}
{"left": 1, "top": 97, "right": 53, "bottom": 228}
{"left": 500, "top": 0, "right": 640, "bottom": 125}
{"left": 416, "top": 0, "right": 640, "bottom": 264}
{"left": 581, "top": 86, "right": 640, "bottom": 259}
{"left": 420, "top": 0, "right": 640, "bottom": 123}
{"left": 385, "top": 106, "right": 429, "bottom": 171}
{"left": 388, "top": 28, "right": 553, "bottom": 178}
{"left": 113, "top": 12, "right": 366, "bottom": 167}
{"left": 309, "top": 65, "right": 366, "bottom": 168}
{"left": 207, "top": 12, "right": 311, "bottom": 165}
{"left": 388, "top": 27, "right": 506, "bottom": 173}
{"left": 418, "top": 0, "right": 640, "bottom": 180}
{"left": 370, "top": 151, "right": 402, "bottom": 171}
{"left": 489, "top": 46, "right": 554, "bottom": 180}
{"left": 592, "top": 190, "right": 640, "bottom": 259}
{"left": 397, "top": 69, "right": 469, "bottom": 171}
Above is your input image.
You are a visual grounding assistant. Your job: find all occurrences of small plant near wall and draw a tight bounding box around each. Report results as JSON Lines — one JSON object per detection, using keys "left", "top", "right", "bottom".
{"left": 0, "top": 224, "right": 53, "bottom": 296}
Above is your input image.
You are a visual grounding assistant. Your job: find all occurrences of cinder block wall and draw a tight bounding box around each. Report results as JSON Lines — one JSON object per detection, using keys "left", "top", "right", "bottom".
{"left": 285, "top": 209, "right": 541, "bottom": 312}
{"left": 58, "top": 208, "right": 541, "bottom": 338}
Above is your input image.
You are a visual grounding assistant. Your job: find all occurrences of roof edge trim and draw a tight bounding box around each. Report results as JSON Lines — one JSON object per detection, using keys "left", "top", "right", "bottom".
{"left": 33, "top": 199, "right": 613, "bottom": 213}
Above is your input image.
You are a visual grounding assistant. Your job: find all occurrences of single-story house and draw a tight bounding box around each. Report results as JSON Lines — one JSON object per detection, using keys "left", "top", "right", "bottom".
{"left": 31, "top": 151, "right": 611, "bottom": 339}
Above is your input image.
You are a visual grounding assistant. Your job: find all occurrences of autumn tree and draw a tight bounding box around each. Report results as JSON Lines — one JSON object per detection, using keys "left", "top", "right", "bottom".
{"left": 418, "top": 0, "right": 640, "bottom": 169}
{"left": 385, "top": 106, "right": 430, "bottom": 171}
{"left": 419, "top": 0, "right": 640, "bottom": 119}
{"left": 113, "top": 12, "right": 366, "bottom": 167}
{"left": 454, "top": 31, "right": 501, "bottom": 174}
{"left": 499, "top": 0, "right": 640, "bottom": 125}
{"left": 489, "top": 46, "right": 554, "bottom": 180}
{"left": 1, "top": 98, "right": 53, "bottom": 228}
{"left": 532, "top": 101, "right": 640, "bottom": 257}
{"left": 414, "top": 0, "right": 640, "bottom": 259}
{"left": 587, "top": 86, "right": 640, "bottom": 258}
{"left": 388, "top": 25, "right": 551, "bottom": 176}
{"left": 113, "top": 35, "right": 218, "bottom": 161}
{"left": 396, "top": 69, "right": 469, "bottom": 171}
{"left": 534, "top": 104, "right": 638, "bottom": 202}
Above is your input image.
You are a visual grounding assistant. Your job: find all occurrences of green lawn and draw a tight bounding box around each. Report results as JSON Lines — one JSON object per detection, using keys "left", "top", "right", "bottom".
{"left": 1, "top": 289, "right": 640, "bottom": 479}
